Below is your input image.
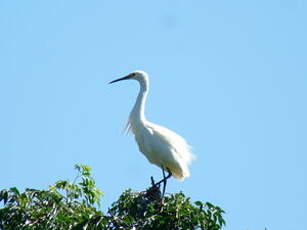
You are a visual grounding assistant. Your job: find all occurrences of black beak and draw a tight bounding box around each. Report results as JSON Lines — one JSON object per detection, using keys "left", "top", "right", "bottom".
{"left": 109, "top": 74, "right": 132, "bottom": 84}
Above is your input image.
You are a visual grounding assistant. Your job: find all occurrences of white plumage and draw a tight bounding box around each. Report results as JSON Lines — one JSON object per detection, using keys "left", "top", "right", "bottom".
{"left": 110, "top": 70, "right": 195, "bottom": 181}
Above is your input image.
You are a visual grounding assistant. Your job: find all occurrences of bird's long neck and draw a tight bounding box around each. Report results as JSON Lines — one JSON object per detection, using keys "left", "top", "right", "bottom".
{"left": 130, "top": 79, "right": 149, "bottom": 125}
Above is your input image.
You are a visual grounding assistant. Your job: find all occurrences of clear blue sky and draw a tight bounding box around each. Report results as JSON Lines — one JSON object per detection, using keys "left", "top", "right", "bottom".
{"left": 1, "top": 1, "right": 306, "bottom": 229}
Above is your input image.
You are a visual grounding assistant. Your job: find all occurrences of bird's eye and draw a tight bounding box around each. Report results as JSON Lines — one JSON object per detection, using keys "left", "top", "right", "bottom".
{"left": 131, "top": 73, "right": 135, "bottom": 77}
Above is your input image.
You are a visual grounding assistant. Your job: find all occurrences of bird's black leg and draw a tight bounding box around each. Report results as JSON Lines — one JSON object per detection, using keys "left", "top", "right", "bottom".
{"left": 162, "top": 168, "right": 167, "bottom": 197}
{"left": 150, "top": 176, "right": 156, "bottom": 187}
{"left": 155, "top": 167, "right": 172, "bottom": 196}
{"left": 165, "top": 169, "right": 172, "bottom": 180}
{"left": 156, "top": 167, "right": 172, "bottom": 198}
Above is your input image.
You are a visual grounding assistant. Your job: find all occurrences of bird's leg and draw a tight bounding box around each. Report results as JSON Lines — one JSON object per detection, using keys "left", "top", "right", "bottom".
{"left": 162, "top": 168, "right": 167, "bottom": 198}
{"left": 155, "top": 168, "right": 172, "bottom": 185}
{"left": 155, "top": 169, "right": 166, "bottom": 186}
{"left": 162, "top": 167, "right": 166, "bottom": 179}
{"left": 154, "top": 167, "right": 172, "bottom": 198}
{"left": 162, "top": 169, "right": 172, "bottom": 197}
{"left": 150, "top": 176, "right": 157, "bottom": 188}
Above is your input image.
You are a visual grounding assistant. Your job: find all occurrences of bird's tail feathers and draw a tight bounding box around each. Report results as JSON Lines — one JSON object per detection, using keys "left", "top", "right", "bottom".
{"left": 171, "top": 165, "right": 190, "bottom": 181}
{"left": 170, "top": 155, "right": 191, "bottom": 181}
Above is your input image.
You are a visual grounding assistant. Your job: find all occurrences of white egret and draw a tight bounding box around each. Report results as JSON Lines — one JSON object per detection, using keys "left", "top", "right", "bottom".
{"left": 109, "top": 70, "right": 194, "bottom": 195}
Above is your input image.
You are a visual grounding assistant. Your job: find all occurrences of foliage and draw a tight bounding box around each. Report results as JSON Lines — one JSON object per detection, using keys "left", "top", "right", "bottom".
{"left": 0, "top": 165, "right": 225, "bottom": 230}
{"left": 108, "top": 187, "right": 225, "bottom": 230}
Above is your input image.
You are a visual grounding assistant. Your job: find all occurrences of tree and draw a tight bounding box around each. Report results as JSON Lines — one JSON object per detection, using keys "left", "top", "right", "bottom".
{"left": 0, "top": 165, "right": 225, "bottom": 230}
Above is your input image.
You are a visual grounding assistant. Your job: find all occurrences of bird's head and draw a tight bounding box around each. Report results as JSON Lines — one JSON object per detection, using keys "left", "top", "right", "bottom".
{"left": 109, "top": 70, "right": 149, "bottom": 84}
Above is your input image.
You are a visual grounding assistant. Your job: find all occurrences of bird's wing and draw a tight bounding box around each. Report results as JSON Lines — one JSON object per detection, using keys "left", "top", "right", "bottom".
{"left": 145, "top": 122, "right": 195, "bottom": 165}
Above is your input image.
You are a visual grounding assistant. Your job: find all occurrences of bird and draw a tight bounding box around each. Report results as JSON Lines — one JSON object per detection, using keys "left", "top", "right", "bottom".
{"left": 109, "top": 70, "right": 195, "bottom": 195}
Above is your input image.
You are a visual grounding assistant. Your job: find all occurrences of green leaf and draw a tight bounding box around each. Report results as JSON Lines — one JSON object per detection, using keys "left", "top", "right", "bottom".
{"left": 0, "top": 189, "right": 8, "bottom": 205}
{"left": 10, "top": 187, "right": 20, "bottom": 196}
{"left": 0, "top": 164, "right": 225, "bottom": 230}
